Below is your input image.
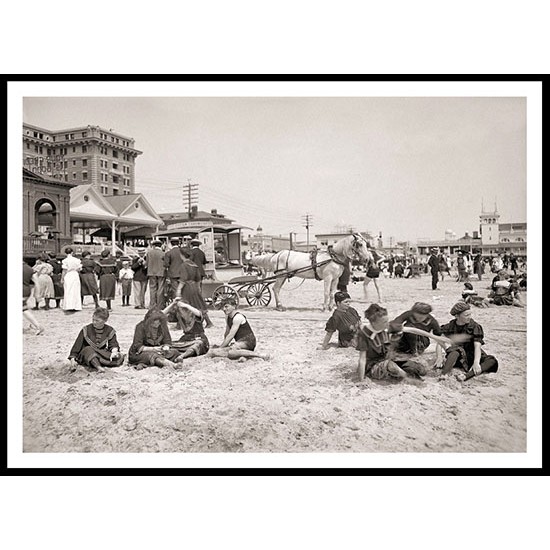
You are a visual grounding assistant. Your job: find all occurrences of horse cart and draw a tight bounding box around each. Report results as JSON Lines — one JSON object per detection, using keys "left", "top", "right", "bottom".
{"left": 202, "top": 275, "right": 275, "bottom": 309}
{"left": 202, "top": 257, "right": 337, "bottom": 309}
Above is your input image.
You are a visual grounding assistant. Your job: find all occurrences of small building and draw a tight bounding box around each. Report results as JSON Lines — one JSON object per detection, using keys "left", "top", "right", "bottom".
{"left": 22, "top": 167, "right": 76, "bottom": 259}
{"left": 155, "top": 207, "right": 252, "bottom": 276}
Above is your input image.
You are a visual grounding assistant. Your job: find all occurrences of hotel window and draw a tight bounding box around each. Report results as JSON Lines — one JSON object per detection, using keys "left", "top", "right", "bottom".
{"left": 82, "top": 132, "right": 87, "bottom": 138}
{"left": 64, "top": 174, "right": 68, "bottom": 181}
{"left": 112, "top": 162, "right": 118, "bottom": 170}
{"left": 113, "top": 189, "right": 119, "bottom": 195}
{"left": 72, "top": 172, "right": 77, "bottom": 180}
{"left": 26, "top": 143, "right": 30, "bottom": 149}
{"left": 113, "top": 175, "right": 119, "bottom": 184}
{"left": 112, "top": 150, "right": 118, "bottom": 158}
{"left": 72, "top": 160, "right": 77, "bottom": 166}
{"left": 65, "top": 134, "right": 70, "bottom": 140}
{"left": 82, "top": 145, "right": 87, "bottom": 153}
{"left": 82, "top": 159, "right": 87, "bottom": 167}
{"left": 101, "top": 185, "right": 108, "bottom": 195}
{"left": 70, "top": 133, "right": 74, "bottom": 139}
{"left": 124, "top": 190, "right": 130, "bottom": 195}
{"left": 82, "top": 172, "right": 88, "bottom": 181}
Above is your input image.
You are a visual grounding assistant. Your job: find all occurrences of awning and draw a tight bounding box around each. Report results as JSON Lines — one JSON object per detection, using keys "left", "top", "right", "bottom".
{"left": 155, "top": 224, "right": 253, "bottom": 236}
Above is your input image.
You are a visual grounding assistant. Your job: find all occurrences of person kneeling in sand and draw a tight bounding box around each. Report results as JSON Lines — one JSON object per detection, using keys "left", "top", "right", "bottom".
{"left": 438, "top": 300, "right": 499, "bottom": 381}
{"left": 320, "top": 291, "right": 361, "bottom": 350}
{"left": 128, "top": 308, "right": 183, "bottom": 370}
{"left": 68, "top": 307, "right": 124, "bottom": 373}
{"left": 162, "top": 298, "right": 210, "bottom": 359}
{"left": 207, "top": 298, "right": 270, "bottom": 361}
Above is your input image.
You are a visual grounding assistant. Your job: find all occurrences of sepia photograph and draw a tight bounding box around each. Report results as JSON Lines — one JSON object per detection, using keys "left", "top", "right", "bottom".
{"left": 8, "top": 80, "right": 542, "bottom": 469}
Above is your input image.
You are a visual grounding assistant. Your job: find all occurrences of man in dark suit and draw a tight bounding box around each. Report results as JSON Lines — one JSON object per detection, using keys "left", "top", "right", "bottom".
{"left": 189, "top": 238, "right": 207, "bottom": 284}
{"left": 164, "top": 237, "right": 185, "bottom": 301}
{"left": 428, "top": 248, "right": 440, "bottom": 290}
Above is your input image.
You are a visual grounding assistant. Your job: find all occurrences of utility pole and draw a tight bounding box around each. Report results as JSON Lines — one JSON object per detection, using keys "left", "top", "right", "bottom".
{"left": 182, "top": 178, "right": 199, "bottom": 217}
{"left": 302, "top": 213, "right": 313, "bottom": 251}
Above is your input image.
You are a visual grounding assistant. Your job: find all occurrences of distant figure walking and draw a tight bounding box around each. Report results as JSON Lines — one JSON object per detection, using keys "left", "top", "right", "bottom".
{"left": 427, "top": 248, "right": 440, "bottom": 290}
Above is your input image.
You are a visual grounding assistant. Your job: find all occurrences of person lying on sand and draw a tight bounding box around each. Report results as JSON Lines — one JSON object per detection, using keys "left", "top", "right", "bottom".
{"left": 461, "top": 282, "right": 491, "bottom": 308}
{"left": 439, "top": 300, "right": 499, "bottom": 381}
{"left": 320, "top": 291, "right": 361, "bottom": 349}
{"left": 68, "top": 307, "right": 124, "bottom": 373}
{"left": 207, "top": 298, "right": 270, "bottom": 361}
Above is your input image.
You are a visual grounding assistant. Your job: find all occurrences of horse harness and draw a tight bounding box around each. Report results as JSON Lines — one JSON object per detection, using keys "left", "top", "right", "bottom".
{"left": 271, "top": 234, "right": 365, "bottom": 281}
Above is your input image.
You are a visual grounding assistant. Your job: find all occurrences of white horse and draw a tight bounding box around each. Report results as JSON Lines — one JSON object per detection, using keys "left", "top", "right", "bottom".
{"left": 250, "top": 234, "right": 373, "bottom": 310}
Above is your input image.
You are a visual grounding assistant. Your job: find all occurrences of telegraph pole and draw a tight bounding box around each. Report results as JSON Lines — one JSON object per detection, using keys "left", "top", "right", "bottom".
{"left": 302, "top": 213, "right": 313, "bottom": 251}
{"left": 182, "top": 178, "right": 199, "bottom": 216}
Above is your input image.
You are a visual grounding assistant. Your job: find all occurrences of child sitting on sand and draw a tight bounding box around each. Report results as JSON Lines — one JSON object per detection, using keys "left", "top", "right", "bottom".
{"left": 321, "top": 291, "right": 361, "bottom": 349}
{"left": 68, "top": 307, "right": 124, "bottom": 373}
{"left": 162, "top": 298, "right": 210, "bottom": 359}
{"left": 128, "top": 308, "right": 183, "bottom": 370}
{"left": 356, "top": 304, "right": 438, "bottom": 381}
{"left": 439, "top": 300, "right": 499, "bottom": 381}
{"left": 207, "top": 298, "right": 270, "bottom": 361}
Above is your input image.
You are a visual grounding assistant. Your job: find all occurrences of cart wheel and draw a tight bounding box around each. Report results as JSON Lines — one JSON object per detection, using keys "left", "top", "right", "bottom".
{"left": 211, "top": 285, "right": 239, "bottom": 310}
{"left": 245, "top": 283, "right": 272, "bottom": 307}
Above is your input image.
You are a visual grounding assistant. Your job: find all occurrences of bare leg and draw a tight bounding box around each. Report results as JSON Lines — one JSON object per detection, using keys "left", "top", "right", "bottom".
{"left": 363, "top": 278, "right": 371, "bottom": 300}
{"left": 23, "top": 310, "right": 44, "bottom": 335}
{"left": 373, "top": 279, "right": 381, "bottom": 302}
{"left": 227, "top": 349, "right": 270, "bottom": 361}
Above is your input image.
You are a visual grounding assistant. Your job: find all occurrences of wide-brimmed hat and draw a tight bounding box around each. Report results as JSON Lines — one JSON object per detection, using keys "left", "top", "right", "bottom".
{"left": 190, "top": 239, "right": 202, "bottom": 245}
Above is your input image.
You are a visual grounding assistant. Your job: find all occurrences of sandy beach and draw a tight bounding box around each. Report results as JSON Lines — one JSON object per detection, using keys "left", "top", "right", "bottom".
{"left": 21, "top": 272, "right": 527, "bottom": 454}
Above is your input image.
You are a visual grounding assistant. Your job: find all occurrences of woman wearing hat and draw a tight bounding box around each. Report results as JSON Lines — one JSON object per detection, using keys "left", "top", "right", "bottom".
{"left": 439, "top": 300, "right": 499, "bottom": 380}
{"left": 320, "top": 291, "right": 361, "bottom": 349}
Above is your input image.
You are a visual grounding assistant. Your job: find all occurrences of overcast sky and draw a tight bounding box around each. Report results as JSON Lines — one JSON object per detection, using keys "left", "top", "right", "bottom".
{"left": 22, "top": 95, "right": 526, "bottom": 243}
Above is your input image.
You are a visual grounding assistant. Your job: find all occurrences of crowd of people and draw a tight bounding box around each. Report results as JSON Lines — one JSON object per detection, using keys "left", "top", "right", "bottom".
{"left": 22, "top": 241, "right": 526, "bottom": 384}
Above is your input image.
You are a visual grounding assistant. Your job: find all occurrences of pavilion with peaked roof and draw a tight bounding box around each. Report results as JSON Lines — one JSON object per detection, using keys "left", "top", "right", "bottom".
{"left": 69, "top": 184, "right": 163, "bottom": 255}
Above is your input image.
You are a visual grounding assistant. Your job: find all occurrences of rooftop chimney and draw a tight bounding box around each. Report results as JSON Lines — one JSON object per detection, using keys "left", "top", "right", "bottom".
{"left": 211, "top": 209, "right": 217, "bottom": 215}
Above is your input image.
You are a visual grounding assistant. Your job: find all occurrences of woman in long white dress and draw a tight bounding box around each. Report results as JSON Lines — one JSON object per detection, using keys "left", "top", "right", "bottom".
{"left": 61, "top": 247, "right": 82, "bottom": 313}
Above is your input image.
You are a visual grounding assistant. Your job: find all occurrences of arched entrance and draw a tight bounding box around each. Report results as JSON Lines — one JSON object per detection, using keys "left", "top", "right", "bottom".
{"left": 34, "top": 198, "right": 57, "bottom": 236}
